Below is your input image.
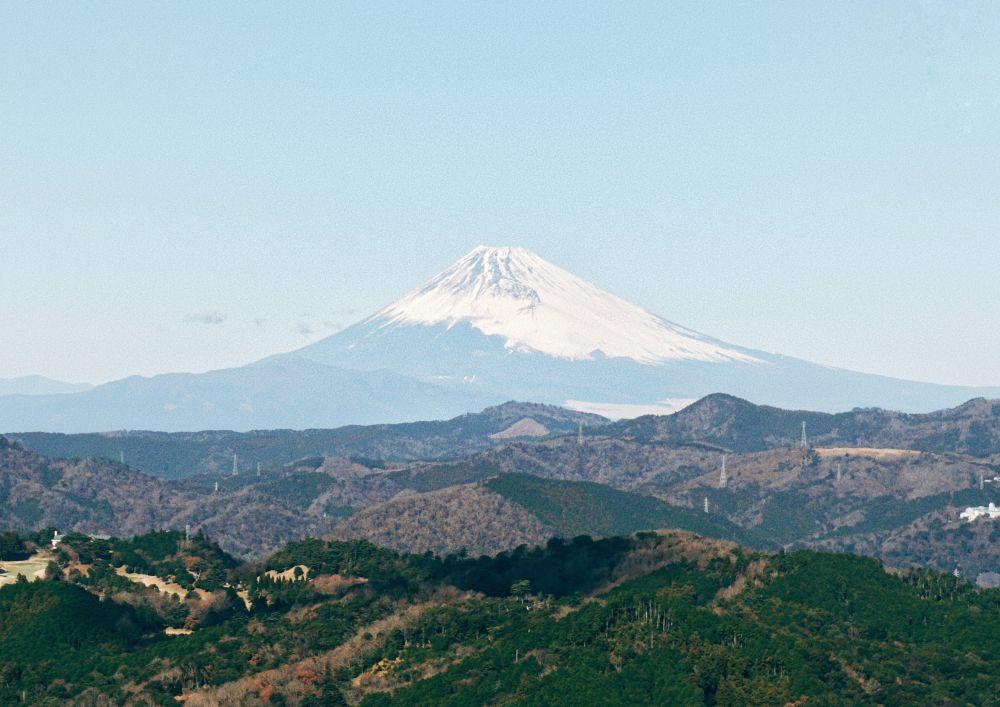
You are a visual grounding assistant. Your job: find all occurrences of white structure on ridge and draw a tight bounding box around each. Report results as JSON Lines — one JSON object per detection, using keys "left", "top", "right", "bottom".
{"left": 800, "top": 421, "right": 808, "bottom": 449}
{"left": 719, "top": 455, "right": 728, "bottom": 488}
{"left": 960, "top": 502, "right": 1000, "bottom": 522}
{"left": 51, "top": 530, "right": 64, "bottom": 549}
{"left": 703, "top": 496, "right": 710, "bottom": 514}
{"left": 578, "top": 422, "right": 583, "bottom": 446}
{"left": 232, "top": 453, "right": 238, "bottom": 476}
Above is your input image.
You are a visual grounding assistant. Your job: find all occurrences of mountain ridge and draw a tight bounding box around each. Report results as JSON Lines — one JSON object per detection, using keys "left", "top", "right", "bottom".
{"left": 272, "top": 246, "right": 1000, "bottom": 416}
{"left": 3, "top": 246, "right": 1000, "bottom": 431}
{"left": 610, "top": 392, "right": 1000, "bottom": 455}
{"left": 0, "top": 375, "right": 93, "bottom": 397}
{"left": 12, "top": 394, "right": 1000, "bottom": 483}
{"left": 11, "top": 400, "right": 607, "bottom": 479}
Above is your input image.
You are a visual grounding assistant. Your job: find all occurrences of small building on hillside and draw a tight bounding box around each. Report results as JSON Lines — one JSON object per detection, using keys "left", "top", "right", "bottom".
{"left": 959, "top": 502, "right": 1000, "bottom": 522}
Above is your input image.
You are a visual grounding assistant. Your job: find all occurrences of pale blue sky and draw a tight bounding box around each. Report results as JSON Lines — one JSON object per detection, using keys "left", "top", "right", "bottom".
{"left": 2, "top": 2, "right": 999, "bottom": 386}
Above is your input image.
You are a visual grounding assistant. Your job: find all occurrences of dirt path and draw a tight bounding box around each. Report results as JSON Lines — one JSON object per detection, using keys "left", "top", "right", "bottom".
{"left": 115, "top": 566, "right": 211, "bottom": 601}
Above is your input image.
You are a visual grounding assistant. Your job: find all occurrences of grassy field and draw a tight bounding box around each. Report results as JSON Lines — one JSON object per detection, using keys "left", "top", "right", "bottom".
{"left": 816, "top": 446, "right": 921, "bottom": 460}
{"left": 0, "top": 553, "right": 50, "bottom": 587}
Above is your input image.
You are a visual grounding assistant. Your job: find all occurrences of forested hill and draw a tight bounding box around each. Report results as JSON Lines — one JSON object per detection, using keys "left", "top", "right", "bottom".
{"left": 607, "top": 393, "right": 1000, "bottom": 456}
{"left": 12, "top": 394, "right": 1000, "bottom": 485}
{"left": 332, "top": 473, "right": 768, "bottom": 557}
{"left": 0, "top": 438, "right": 343, "bottom": 555}
{"left": 0, "top": 438, "right": 766, "bottom": 558}
{"left": 0, "top": 528, "right": 997, "bottom": 705}
{"left": 5, "top": 412, "right": 1000, "bottom": 577}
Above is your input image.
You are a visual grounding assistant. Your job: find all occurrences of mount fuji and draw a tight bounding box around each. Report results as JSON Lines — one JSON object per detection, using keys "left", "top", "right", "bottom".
{"left": 3, "top": 246, "right": 998, "bottom": 432}
{"left": 277, "top": 245, "right": 999, "bottom": 417}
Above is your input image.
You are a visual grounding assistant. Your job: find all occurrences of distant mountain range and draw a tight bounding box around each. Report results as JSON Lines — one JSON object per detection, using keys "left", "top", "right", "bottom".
{"left": 4, "top": 395, "right": 999, "bottom": 580}
{"left": 607, "top": 392, "right": 1000, "bottom": 456}
{"left": 14, "top": 394, "right": 1000, "bottom": 480}
{"left": 11, "top": 401, "right": 605, "bottom": 479}
{"left": 3, "top": 245, "right": 1000, "bottom": 432}
{"left": 0, "top": 429, "right": 758, "bottom": 558}
{"left": 0, "top": 375, "right": 92, "bottom": 397}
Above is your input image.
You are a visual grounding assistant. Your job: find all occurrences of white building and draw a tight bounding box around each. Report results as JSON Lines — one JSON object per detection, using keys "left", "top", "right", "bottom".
{"left": 959, "top": 502, "right": 1000, "bottom": 522}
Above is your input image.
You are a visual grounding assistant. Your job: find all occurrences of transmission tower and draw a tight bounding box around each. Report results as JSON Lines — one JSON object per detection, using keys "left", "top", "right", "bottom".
{"left": 577, "top": 422, "right": 583, "bottom": 446}
{"left": 800, "top": 421, "right": 808, "bottom": 449}
{"left": 719, "top": 454, "right": 728, "bottom": 488}
{"left": 120, "top": 450, "right": 125, "bottom": 464}
{"left": 836, "top": 463, "right": 842, "bottom": 484}
{"left": 232, "top": 453, "right": 238, "bottom": 477}
{"left": 703, "top": 496, "right": 710, "bottom": 514}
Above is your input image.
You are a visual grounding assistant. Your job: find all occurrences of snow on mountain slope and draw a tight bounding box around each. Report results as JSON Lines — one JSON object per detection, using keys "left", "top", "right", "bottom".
{"left": 6, "top": 245, "right": 1000, "bottom": 433}
{"left": 565, "top": 399, "right": 698, "bottom": 419}
{"left": 370, "top": 246, "right": 759, "bottom": 365}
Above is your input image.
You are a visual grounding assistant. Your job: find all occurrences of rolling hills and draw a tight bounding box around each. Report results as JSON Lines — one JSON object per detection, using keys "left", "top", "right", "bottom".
{"left": 611, "top": 392, "right": 1000, "bottom": 457}
{"left": 1, "top": 528, "right": 997, "bottom": 705}
{"left": 14, "top": 393, "right": 1000, "bottom": 484}
{"left": 333, "top": 473, "right": 765, "bottom": 557}
{"left": 3, "top": 394, "right": 999, "bottom": 580}
{"left": 11, "top": 401, "right": 606, "bottom": 480}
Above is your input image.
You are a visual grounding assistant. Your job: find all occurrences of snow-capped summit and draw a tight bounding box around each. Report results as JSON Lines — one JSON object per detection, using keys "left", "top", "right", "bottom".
{"left": 369, "top": 245, "right": 757, "bottom": 364}
{"left": 5, "top": 244, "right": 998, "bottom": 433}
